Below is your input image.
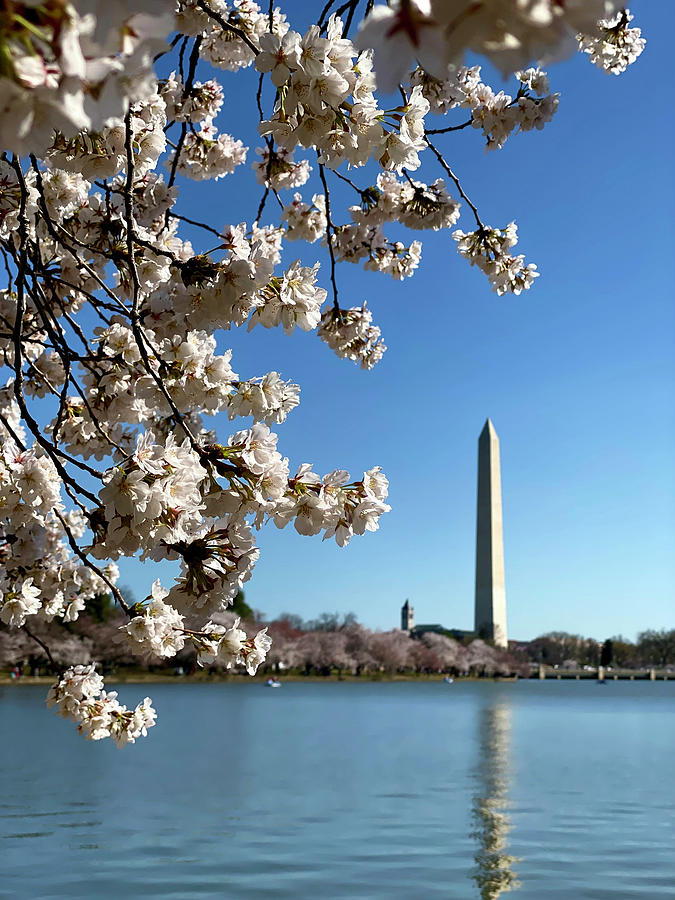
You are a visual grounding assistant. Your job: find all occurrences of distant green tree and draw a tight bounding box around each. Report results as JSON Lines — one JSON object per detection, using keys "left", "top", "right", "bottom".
{"left": 231, "top": 590, "right": 254, "bottom": 620}
{"left": 600, "top": 639, "right": 613, "bottom": 667}
{"left": 84, "top": 592, "right": 114, "bottom": 623}
{"left": 636, "top": 629, "right": 675, "bottom": 666}
{"left": 525, "top": 632, "right": 599, "bottom": 667}
{"left": 609, "top": 636, "right": 639, "bottom": 668}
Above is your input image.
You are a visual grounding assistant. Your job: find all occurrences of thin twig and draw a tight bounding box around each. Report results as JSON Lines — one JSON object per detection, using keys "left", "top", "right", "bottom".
{"left": 318, "top": 0, "right": 339, "bottom": 31}
{"left": 426, "top": 118, "right": 473, "bottom": 135}
{"left": 22, "top": 626, "right": 59, "bottom": 671}
{"left": 425, "top": 135, "right": 485, "bottom": 230}
{"left": 8, "top": 159, "right": 103, "bottom": 498}
{"left": 341, "top": 0, "right": 361, "bottom": 38}
{"left": 169, "top": 211, "right": 224, "bottom": 239}
{"left": 318, "top": 162, "right": 340, "bottom": 313}
{"left": 53, "top": 509, "right": 131, "bottom": 616}
{"left": 167, "top": 37, "right": 203, "bottom": 191}
{"left": 123, "top": 113, "right": 202, "bottom": 452}
{"left": 195, "top": 0, "right": 260, "bottom": 56}
{"left": 154, "top": 32, "right": 182, "bottom": 64}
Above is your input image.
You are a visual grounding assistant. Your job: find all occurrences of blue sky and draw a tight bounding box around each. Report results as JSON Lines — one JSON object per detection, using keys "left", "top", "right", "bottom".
{"left": 115, "top": 2, "right": 674, "bottom": 642}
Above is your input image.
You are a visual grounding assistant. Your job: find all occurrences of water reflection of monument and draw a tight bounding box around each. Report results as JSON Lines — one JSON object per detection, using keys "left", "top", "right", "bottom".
{"left": 471, "top": 703, "right": 521, "bottom": 899}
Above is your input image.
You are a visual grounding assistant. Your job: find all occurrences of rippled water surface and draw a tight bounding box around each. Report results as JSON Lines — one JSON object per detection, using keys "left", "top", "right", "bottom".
{"left": 1, "top": 680, "right": 673, "bottom": 899}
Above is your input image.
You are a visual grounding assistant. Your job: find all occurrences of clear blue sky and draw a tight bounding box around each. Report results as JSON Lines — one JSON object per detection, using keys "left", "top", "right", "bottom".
{"left": 117, "top": 1, "right": 674, "bottom": 641}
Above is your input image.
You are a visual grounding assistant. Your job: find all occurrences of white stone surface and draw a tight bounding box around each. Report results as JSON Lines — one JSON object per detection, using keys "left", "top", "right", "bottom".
{"left": 475, "top": 419, "right": 508, "bottom": 648}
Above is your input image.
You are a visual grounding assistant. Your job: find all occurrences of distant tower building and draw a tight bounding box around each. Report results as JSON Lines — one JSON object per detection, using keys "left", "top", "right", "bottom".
{"left": 401, "top": 599, "right": 415, "bottom": 632}
{"left": 475, "top": 419, "right": 508, "bottom": 648}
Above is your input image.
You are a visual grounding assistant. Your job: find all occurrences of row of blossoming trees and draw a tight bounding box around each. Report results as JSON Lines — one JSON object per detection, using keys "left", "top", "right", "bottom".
{"left": 0, "top": 602, "right": 528, "bottom": 677}
{"left": 0, "top": 0, "right": 644, "bottom": 745}
{"left": 5, "top": 602, "right": 672, "bottom": 677}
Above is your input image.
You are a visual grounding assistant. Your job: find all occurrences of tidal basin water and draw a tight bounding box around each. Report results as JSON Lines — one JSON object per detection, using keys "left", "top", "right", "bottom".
{"left": 1, "top": 680, "right": 673, "bottom": 899}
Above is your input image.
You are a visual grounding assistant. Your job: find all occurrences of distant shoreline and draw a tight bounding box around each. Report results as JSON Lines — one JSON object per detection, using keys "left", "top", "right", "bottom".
{"left": 0, "top": 672, "right": 675, "bottom": 688}
{"left": 1, "top": 673, "right": 511, "bottom": 686}
{"left": 2, "top": 671, "right": 672, "bottom": 686}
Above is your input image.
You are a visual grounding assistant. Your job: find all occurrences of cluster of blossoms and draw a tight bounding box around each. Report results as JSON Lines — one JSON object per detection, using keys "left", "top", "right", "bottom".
{"left": 252, "top": 146, "right": 311, "bottom": 190}
{"left": 171, "top": 121, "right": 248, "bottom": 181}
{"left": 470, "top": 68, "right": 559, "bottom": 151}
{"left": 356, "top": 1, "right": 635, "bottom": 91}
{"left": 194, "top": 618, "right": 272, "bottom": 674}
{"left": 578, "top": 9, "right": 645, "bottom": 75}
{"left": 0, "top": 578, "right": 42, "bottom": 629}
{"left": 227, "top": 372, "right": 300, "bottom": 425}
{"left": 277, "top": 171, "right": 461, "bottom": 282}
{"left": 95, "top": 432, "right": 207, "bottom": 558}
{"left": 0, "top": 1, "right": 174, "bottom": 155}
{"left": 0, "top": 515, "right": 116, "bottom": 627}
{"left": 161, "top": 522, "right": 262, "bottom": 617}
{"left": 256, "top": 18, "right": 431, "bottom": 172}
{"left": 273, "top": 464, "right": 391, "bottom": 547}
{"left": 453, "top": 223, "right": 539, "bottom": 296}
{"left": 410, "top": 63, "right": 484, "bottom": 115}
{"left": 119, "top": 579, "right": 271, "bottom": 672}
{"left": 280, "top": 172, "right": 460, "bottom": 277}
{"left": 161, "top": 72, "right": 224, "bottom": 123}
{"left": 47, "top": 665, "right": 156, "bottom": 747}
{"left": 248, "top": 261, "right": 327, "bottom": 333}
{"left": 282, "top": 193, "right": 327, "bottom": 243}
{"left": 120, "top": 581, "right": 186, "bottom": 658}
{"left": 319, "top": 304, "right": 387, "bottom": 370}
{"left": 0, "top": 422, "right": 118, "bottom": 628}
{"left": 413, "top": 64, "right": 559, "bottom": 150}
{"left": 349, "top": 172, "right": 460, "bottom": 231}
{"left": 332, "top": 223, "right": 422, "bottom": 281}
{"left": 0, "top": 0, "right": 644, "bottom": 745}
{"left": 0, "top": 442, "right": 62, "bottom": 529}
{"left": 179, "top": 0, "right": 289, "bottom": 71}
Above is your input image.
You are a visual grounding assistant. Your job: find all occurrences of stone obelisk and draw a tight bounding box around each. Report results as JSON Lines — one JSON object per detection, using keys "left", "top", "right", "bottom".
{"left": 475, "top": 419, "right": 508, "bottom": 648}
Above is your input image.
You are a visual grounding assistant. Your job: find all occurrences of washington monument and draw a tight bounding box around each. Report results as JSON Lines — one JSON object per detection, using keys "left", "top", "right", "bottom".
{"left": 475, "top": 419, "right": 508, "bottom": 648}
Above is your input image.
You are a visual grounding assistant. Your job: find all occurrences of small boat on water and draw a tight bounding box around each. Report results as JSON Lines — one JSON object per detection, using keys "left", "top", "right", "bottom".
{"left": 265, "top": 677, "right": 281, "bottom": 688}
{"left": 443, "top": 676, "right": 454, "bottom": 684}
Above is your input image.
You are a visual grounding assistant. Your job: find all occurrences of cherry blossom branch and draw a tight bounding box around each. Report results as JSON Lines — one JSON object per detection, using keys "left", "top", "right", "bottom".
{"left": 64, "top": 376, "right": 127, "bottom": 455}
{"left": 0, "top": 409, "right": 27, "bottom": 450}
{"left": 254, "top": 61, "right": 276, "bottom": 225}
{"left": 169, "top": 211, "right": 223, "bottom": 239}
{"left": 426, "top": 118, "right": 473, "bottom": 135}
{"left": 7, "top": 159, "right": 103, "bottom": 501}
{"left": 22, "top": 626, "right": 59, "bottom": 671}
{"left": 167, "top": 36, "right": 203, "bottom": 191}
{"left": 154, "top": 33, "right": 182, "bottom": 64}
{"left": 52, "top": 508, "right": 131, "bottom": 617}
{"left": 6, "top": 280, "right": 104, "bottom": 485}
{"left": 317, "top": 0, "right": 340, "bottom": 30}
{"left": 340, "top": 0, "right": 361, "bottom": 38}
{"left": 330, "top": 167, "right": 371, "bottom": 201}
{"left": 29, "top": 157, "right": 130, "bottom": 314}
{"left": 195, "top": 0, "right": 261, "bottom": 57}
{"left": 425, "top": 135, "right": 485, "bottom": 231}
{"left": 123, "top": 114, "right": 202, "bottom": 454}
{"left": 318, "top": 162, "right": 341, "bottom": 313}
